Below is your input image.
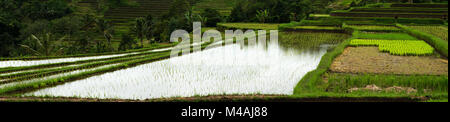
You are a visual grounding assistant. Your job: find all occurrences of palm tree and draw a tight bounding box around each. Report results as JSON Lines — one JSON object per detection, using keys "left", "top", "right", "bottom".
{"left": 20, "top": 33, "right": 65, "bottom": 56}
{"left": 95, "top": 18, "right": 114, "bottom": 50}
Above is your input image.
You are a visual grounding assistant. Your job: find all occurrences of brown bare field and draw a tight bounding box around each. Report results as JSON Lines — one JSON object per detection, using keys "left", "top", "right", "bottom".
{"left": 330, "top": 47, "right": 448, "bottom": 75}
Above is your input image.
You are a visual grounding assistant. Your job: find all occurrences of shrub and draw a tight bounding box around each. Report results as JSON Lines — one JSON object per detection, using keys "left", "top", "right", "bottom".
{"left": 200, "top": 8, "right": 222, "bottom": 27}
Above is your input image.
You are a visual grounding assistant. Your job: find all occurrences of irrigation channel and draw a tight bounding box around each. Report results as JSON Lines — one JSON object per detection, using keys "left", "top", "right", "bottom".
{"left": 16, "top": 38, "right": 333, "bottom": 100}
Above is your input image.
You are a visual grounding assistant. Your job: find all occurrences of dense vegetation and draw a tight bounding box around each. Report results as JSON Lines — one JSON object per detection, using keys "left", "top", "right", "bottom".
{"left": 0, "top": 0, "right": 448, "bottom": 102}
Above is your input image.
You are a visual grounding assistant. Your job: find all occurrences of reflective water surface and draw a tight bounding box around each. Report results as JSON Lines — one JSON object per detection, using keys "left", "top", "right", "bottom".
{"left": 26, "top": 40, "right": 332, "bottom": 100}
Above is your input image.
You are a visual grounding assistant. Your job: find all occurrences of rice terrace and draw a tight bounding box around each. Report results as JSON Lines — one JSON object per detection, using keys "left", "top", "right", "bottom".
{"left": 0, "top": 0, "right": 448, "bottom": 102}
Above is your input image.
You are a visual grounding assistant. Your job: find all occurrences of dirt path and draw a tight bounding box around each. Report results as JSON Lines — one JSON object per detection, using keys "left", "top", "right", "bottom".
{"left": 331, "top": 47, "right": 448, "bottom": 75}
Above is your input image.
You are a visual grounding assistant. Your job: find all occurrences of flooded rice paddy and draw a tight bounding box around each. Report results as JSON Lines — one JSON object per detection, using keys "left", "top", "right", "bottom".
{"left": 26, "top": 38, "right": 334, "bottom": 100}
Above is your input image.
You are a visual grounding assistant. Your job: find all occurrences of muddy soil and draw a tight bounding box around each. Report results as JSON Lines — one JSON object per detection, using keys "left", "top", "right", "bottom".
{"left": 331, "top": 47, "right": 448, "bottom": 75}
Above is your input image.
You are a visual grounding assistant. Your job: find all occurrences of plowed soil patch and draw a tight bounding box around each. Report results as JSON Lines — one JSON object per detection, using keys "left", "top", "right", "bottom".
{"left": 330, "top": 47, "right": 448, "bottom": 75}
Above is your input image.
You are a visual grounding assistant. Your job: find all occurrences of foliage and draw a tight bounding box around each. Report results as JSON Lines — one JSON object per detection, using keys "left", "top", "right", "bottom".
{"left": 408, "top": 25, "right": 448, "bottom": 41}
{"left": 279, "top": 32, "right": 351, "bottom": 49}
{"left": 217, "top": 23, "right": 280, "bottom": 30}
{"left": 346, "top": 25, "right": 401, "bottom": 32}
{"left": 397, "top": 24, "right": 448, "bottom": 57}
{"left": 25, "top": 0, "right": 73, "bottom": 20}
{"left": 19, "top": 33, "right": 66, "bottom": 56}
{"left": 144, "top": 15, "right": 155, "bottom": 44}
{"left": 168, "top": 0, "right": 191, "bottom": 17}
{"left": 200, "top": 8, "right": 222, "bottom": 27}
{"left": 357, "top": 32, "right": 418, "bottom": 40}
{"left": 256, "top": 9, "right": 270, "bottom": 23}
{"left": 349, "top": 39, "right": 435, "bottom": 56}
{"left": 134, "top": 17, "right": 146, "bottom": 48}
{"left": 229, "top": 0, "right": 312, "bottom": 23}
{"left": 95, "top": 18, "right": 115, "bottom": 52}
{"left": 327, "top": 73, "right": 448, "bottom": 93}
{"left": 118, "top": 34, "right": 136, "bottom": 51}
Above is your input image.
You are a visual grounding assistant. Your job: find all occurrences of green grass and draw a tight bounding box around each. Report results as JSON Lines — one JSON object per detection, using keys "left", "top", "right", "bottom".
{"left": 0, "top": 52, "right": 170, "bottom": 84}
{"left": 408, "top": 25, "right": 448, "bottom": 42}
{"left": 217, "top": 23, "right": 280, "bottom": 30}
{"left": 327, "top": 73, "right": 448, "bottom": 93}
{"left": 279, "top": 32, "right": 351, "bottom": 49}
{"left": 291, "top": 26, "right": 342, "bottom": 30}
{"left": 0, "top": 53, "right": 171, "bottom": 95}
{"left": 349, "top": 39, "right": 434, "bottom": 56}
{"left": 397, "top": 24, "right": 448, "bottom": 58}
{"left": 0, "top": 39, "right": 220, "bottom": 95}
{"left": 346, "top": 25, "right": 402, "bottom": 32}
{"left": 294, "top": 27, "right": 359, "bottom": 94}
{"left": 0, "top": 43, "right": 178, "bottom": 61}
{"left": 293, "top": 26, "right": 447, "bottom": 100}
{"left": 192, "top": 0, "right": 236, "bottom": 16}
{"left": 357, "top": 32, "right": 418, "bottom": 40}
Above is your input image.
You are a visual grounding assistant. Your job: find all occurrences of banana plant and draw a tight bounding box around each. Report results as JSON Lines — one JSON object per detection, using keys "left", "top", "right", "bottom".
{"left": 20, "top": 33, "right": 65, "bottom": 56}
{"left": 256, "top": 9, "right": 269, "bottom": 23}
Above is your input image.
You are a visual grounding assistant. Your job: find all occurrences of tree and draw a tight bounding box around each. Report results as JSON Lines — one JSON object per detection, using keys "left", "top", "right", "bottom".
{"left": 95, "top": 0, "right": 135, "bottom": 15}
{"left": 200, "top": 8, "right": 222, "bottom": 27}
{"left": 134, "top": 17, "right": 146, "bottom": 48}
{"left": 51, "top": 16, "right": 83, "bottom": 42}
{"left": 144, "top": 15, "right": 154, "bottom": 44}
{"left": 20, "top": 33, "right": 65, "bottom": 56}
{"left": 26, "top": 0, "right": 73, "bottom": 20}
{"left": 0, "top": 22, "right": 20, "bottom": 57}
{"left": 118, "top": 33, "right": 136, "bottom": 51}
{"left": 168, "top": 0, "right": 191, "bottom": 17}
{"left": 95, "top": 18, "right": 114, "bottom": 50}
{"left": 256, "top": 9, "right": 269, "bottom": 23}
{"left": 229, "top": 1, "right": 247, "bottom": 22}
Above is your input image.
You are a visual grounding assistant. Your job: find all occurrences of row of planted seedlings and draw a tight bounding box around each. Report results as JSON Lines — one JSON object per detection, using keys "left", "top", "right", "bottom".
{"left": 345, "top": 25, "right": 404, "bottom": 33}
{"left": 0, "top": 49, "right": 166, "bottom": 75}
{"left": 0, "top": 43, "right": 179, "bottom": 61}
{"left": 0, "top": 38, "right": 224, "bottom": 95}
{"left": 293, "top": 25, "right": 360, "bottom": 94}
{"left": 0, "top": 42, "right": 197, "bottom": 74}
{"left": 294, "top": 24, "right": 447, "bottom": 99}
{"left": 397, "top": 24, "right": 448, "bottom": 58}
{"left": 0, "top": 40, "right": 209, "bottom": 82}
{"left": 0, "top": 52, "right": 171, "bottom": 85}
{"left": 349, "top": 39, "right": 435, "bottom": 56}
{"left": 323, "top": 24, "right": 447, "bottom": 99}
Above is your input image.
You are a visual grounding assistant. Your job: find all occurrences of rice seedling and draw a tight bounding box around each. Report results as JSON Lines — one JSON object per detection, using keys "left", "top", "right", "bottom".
{"left": 0, "top": 43, "right": 179, "bottom": 61}
{"left": 0, "top": 64, "right": 120, "bottom": 89}
{"left": 217, "top": 23, "right": 280, "bottom": 30}
{"left": 279, "top": 32, "right": 351, "bottom": 49}
{"left": 397, "top": 24, "right": 448, "bottom": 57}
{"left": 408, "top": 26, "right": 448, "bottom": 41}
{"left": 357, "top": 32, "right": 418, "bottom": 40}
{"left": 0, "top": 53, "right": 131, "bottom": 68}
{"left": 327, "top": 73, "right": 448, "bottom": 93}
{"left": 347, "top": 25, "right": 402, "bottom": 32}
{"left": 349, "top": 39, "right": 434, "bottom": 56}
{"left": 309, "top": 14, "right": 331, "bottom": 18}
{"left": 23, "top": 39, "right": 333, "bottom": 100}
{"left": 0, "top": 52, "right": 170, "bottom": 84}
{"left": 0, "top": 41, "right": 207, "bottom": 73}
{"left": 291, "top": 26, "right": 341, "bottom": 30}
